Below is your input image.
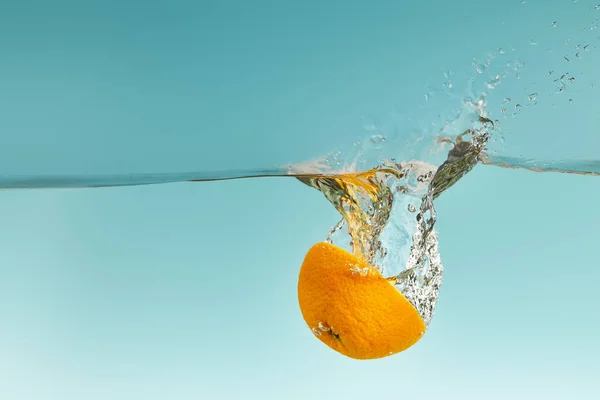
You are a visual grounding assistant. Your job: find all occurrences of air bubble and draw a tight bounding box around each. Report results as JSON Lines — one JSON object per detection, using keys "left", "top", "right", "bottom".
{"left": 528, "top": 93, "right": 538, "bottom": 101}
{"left": 318, "top": 322, "right": 330, "bottom": 332}
{"left": 370, "top": 134, "right": 386, "bottom": 145}
{"left": 552, "top": 21, "right": 557, "bottom": 28}
{"left": 515, "top": 104, "right": 522, "bottom": 112}
{"left": 350, "top": 266, "right": 369, "bottom": 276}
{"left": 529, "top": 39, "right": 538, "bottom": 46}
{"left": 569, "top": 98, "right": 573, "bottom": 103}
{"left": 312, "top": 327, "right": 322, "bottom": 336}
{"left": 408, "top": 203, "right": 417, "bottom": 213}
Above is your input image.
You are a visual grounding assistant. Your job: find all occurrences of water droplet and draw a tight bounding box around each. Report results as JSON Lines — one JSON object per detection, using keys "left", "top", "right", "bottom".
{"left": 487, "top": 77, "right": 500, "bottom": 89}
{"left": 501, "top": 108, "right": 508, "bottom": 114}
{"left": 548, "top": 70, "right": 554, "bottom": 76}
{"left": 498, "top": 48, "right": 505, "bottom": 54}
{"left": 528, "top": 93, "right": 538, "bottom": 101}
{"left": 564, "top": 55, "right": 570, "bottom": 62}
{"left": 502, "top": 97, "right": 511, "bottom": 105}
{"left": 576, "top": 52, "right": 581, "bottom": 58}
{"left": 569, "top": 98, "right": 573, "bottom": 103}
{"left": 515, "top": 104, "right": 522, "bottom": 111}
{"left": 370, "top": 134, "right": 386, "bottom": 144}
{"left": 584, "top": 44, "right": 590, "bottom": 51}
{"left": 552, "top": 21, "right": 558, "bottom": 28}
{"left": 569, "top": 77, "right": 576, "bottom": 83}
{"left": 312, "top": 327, "right": 322, "bottom": 336}
{"left": 529, "top": 39, "right": 538, "bottom": 46}
{"left": 408, "top": 203, "right": 417, "bottom": 213}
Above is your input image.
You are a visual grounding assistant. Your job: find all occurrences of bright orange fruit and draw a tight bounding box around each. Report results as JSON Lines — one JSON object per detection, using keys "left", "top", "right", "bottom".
{"left": 297, "top": 242, "right": 426, "bottom": 359}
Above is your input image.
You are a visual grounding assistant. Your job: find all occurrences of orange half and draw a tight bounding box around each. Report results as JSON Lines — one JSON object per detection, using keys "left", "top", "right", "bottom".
{"left": 298, "top": 242, "right": 425, "bottom": 360}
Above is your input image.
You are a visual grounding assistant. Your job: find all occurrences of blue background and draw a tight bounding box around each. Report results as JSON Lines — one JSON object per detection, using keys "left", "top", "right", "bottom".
{"left": 1, "top": 1, "right": 599, "bottom": 399}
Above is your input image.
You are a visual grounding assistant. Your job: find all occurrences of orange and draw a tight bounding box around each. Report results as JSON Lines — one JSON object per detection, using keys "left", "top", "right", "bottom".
{"left": 297, "top": 242, "right": 425, "bottom": 360}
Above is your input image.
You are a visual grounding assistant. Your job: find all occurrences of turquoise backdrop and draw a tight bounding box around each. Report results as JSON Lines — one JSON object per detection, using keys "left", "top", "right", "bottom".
{"left": 1, "top": 1, "right": 598, "bottom": 399}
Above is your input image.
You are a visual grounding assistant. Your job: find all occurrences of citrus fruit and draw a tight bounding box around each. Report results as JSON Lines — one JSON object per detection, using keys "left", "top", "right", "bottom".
{"left": 297, "top": 242, "right": 425, "bottom": 359}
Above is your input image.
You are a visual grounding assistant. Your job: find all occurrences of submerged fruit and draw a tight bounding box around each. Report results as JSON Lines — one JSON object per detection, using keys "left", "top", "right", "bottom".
{"left": 297, "top": 242, "right": 426, "bottom": 360}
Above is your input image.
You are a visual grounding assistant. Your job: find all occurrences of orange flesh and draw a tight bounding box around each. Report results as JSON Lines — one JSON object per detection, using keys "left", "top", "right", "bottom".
{"left": 297, "top": 242, "right": 426, "bottom": 360}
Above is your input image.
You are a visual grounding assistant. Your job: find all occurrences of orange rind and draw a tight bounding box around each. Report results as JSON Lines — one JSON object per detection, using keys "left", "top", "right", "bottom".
{"left": 297, "top": 242, "right": 425, "bottom": 359}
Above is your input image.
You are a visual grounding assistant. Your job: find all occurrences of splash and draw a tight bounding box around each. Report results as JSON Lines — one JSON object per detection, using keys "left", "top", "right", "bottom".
{"left": 297, "top": 114, "right": 494, "bottom": 326}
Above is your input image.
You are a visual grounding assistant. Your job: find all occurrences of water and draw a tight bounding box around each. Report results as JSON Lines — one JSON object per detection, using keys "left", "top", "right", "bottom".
{"left": 482, "top": 155, "right": 600, "bottom": 176}
{"left": 1, "top": 120, "right": 596, "bottom": 328}
{"left": 1, "top": 102, "right": 598, "bottom": 323}
{"left": 2, "top": 0, "right": 599, "bottom": 334}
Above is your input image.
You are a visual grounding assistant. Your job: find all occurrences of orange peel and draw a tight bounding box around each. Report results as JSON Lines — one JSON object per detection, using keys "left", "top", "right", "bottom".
{"left": 297, "top": 242, "right": 425, "bottom": 359}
